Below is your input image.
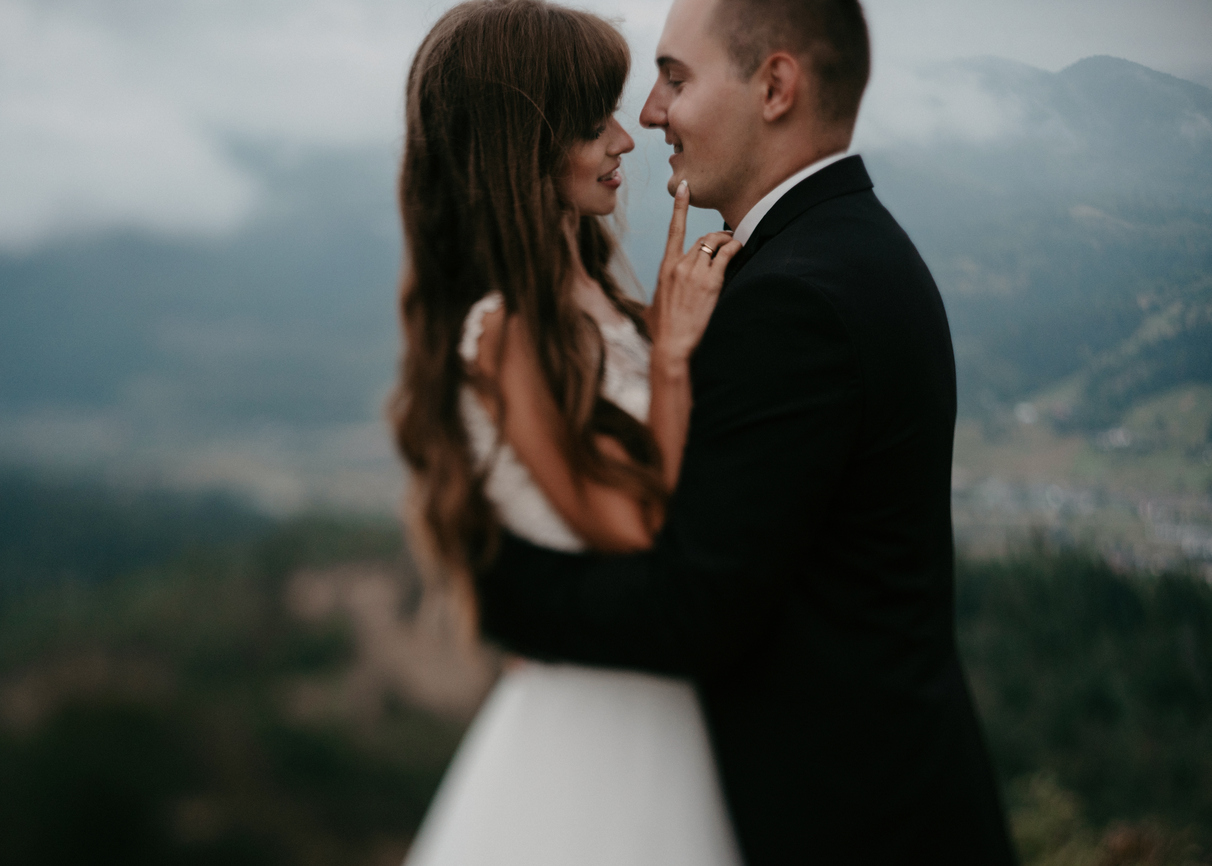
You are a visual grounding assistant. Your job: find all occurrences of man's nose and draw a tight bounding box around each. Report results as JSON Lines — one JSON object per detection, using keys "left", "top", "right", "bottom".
{"left": 639, "top": 80, "right": 665, "bottom": 129}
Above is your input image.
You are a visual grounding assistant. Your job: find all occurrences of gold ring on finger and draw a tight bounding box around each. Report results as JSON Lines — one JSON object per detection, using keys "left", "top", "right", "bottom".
{"left": 699, "top": 244, "right": 716, "bottom": 256}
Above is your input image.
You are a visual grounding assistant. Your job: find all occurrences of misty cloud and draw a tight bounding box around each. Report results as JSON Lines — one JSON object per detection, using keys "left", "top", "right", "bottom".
{"left": 855, "top": 61, "right": 1031, "bottom": 149}
{"left": 2, "top": 0, "right": 1208, "bottom": 250}
{"left": 0, "top": 0, "right": 428, "bottom": 250}
{"left": 861, "top": 0, "right": 1212, "bottom": 79}
{"left": 0, "top": 1, "right": 260, "bottom": 249}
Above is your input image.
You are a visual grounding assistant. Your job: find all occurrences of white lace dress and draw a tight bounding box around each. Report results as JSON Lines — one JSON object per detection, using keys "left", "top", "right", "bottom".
{"left": 404, "top": 292, "right": 741, "bottom": 866}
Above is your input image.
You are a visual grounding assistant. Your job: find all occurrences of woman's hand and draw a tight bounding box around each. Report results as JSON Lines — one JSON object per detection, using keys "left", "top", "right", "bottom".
{"left": 649, "top": 180, "right": 743, "bottom": 369}
{"left": 646, "top": 180, "right": 742, "bottom": 491}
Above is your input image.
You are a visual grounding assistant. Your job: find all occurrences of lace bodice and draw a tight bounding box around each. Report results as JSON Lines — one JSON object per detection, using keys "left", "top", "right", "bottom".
{"left": 459, "top": 291, "right": 651, "bottom": 552}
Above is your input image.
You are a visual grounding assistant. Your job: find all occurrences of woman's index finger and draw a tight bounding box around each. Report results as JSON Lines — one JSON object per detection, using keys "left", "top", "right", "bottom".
{"left": 664, "top": 180, "right": 689, "bottom": 260}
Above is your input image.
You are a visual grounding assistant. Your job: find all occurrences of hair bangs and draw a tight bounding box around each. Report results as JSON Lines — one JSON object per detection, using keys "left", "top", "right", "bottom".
{"left": 548, "top": 11, "right": 630, "bottom": 142}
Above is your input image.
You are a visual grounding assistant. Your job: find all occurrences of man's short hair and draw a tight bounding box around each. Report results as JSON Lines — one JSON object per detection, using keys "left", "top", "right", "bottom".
{"left": 713, "top": 0, "right": 870, "bottom": 123}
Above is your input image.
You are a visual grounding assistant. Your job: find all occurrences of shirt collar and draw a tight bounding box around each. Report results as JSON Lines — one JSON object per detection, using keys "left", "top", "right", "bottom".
{"left": 731, "top": 150, "right": 852, "bottom": 246}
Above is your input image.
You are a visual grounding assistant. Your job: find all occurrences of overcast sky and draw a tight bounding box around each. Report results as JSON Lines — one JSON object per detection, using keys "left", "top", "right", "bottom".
{"left": 1, "top": 0, "right": 1210, "bottom": 251}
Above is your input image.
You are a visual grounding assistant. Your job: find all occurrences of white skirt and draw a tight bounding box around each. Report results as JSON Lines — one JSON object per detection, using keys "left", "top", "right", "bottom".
{"left": 405, "top": 662, "right": 742, "bottom": 866}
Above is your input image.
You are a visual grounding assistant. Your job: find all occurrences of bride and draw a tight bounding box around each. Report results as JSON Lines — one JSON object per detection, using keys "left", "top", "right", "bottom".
{"left": 391, "top": 1, "right": 742, "bottom": 862}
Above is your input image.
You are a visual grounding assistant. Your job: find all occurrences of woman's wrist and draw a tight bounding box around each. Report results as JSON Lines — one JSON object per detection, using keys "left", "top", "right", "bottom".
{"left": 650, "top": 342, "right": 692, "bottom": 382}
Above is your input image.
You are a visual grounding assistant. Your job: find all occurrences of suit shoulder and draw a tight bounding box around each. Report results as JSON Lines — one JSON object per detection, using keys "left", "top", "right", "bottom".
{"left": 783, "top": 190, "right": 920, "bottom": 263}
{"left": 744, "top": 191, "right": 937, "bottom": 302}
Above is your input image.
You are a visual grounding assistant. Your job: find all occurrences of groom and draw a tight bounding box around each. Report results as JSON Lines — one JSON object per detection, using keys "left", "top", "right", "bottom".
{"left": 476, "top": 0, "right": 1016, "bottom": 863}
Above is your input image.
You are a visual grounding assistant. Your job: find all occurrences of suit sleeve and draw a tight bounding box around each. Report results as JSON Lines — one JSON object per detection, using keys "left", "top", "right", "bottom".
{"left": 475, "top": 275, "right": 862, "bottom": 677}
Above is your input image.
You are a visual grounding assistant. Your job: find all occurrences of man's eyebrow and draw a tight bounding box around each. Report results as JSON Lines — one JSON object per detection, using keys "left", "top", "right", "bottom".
{"left": 656, "top": 55, "right": 684, "bottom": 70}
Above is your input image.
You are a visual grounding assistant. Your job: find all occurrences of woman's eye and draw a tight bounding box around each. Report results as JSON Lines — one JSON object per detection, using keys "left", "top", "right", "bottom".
{"left": 591, "top": 124, "right": 607, "bottom": 139}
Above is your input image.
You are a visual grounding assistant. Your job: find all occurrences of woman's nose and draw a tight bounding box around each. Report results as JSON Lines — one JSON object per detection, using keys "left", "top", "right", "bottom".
{"left": 611, "top": 121, "right": 636, "bottom": 156}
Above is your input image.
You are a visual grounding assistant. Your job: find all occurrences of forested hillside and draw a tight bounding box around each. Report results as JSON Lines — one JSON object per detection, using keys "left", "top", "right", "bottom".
{"left": 0, "top": 480, "right": 1209, "bottom": 864}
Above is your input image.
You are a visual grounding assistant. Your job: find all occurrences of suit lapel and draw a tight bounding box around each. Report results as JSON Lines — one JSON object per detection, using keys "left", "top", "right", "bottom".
{"left": 722, "top": 238, "right": 760, "bottom": 285}
{"left": 722, "top": 155, "right": 874, "bottom": 289}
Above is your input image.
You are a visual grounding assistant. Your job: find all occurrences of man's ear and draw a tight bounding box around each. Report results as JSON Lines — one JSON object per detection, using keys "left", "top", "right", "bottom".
{"left": 758, "top": 51, "right": 803, "bottom": 122}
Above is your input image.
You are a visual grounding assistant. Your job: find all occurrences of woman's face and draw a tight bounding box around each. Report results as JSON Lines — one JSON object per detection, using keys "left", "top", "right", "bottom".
{"left": 560, "top": 114, "right": 635, "bottom": 216}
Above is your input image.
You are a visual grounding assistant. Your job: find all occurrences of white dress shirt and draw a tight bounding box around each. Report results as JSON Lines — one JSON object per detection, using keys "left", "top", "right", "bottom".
{"left": 731, "top": 150, "right": 852, "bottom": 246}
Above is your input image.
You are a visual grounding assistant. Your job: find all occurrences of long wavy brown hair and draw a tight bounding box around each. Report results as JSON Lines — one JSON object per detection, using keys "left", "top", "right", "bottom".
{"left": 390, "top": 0, "right": 665, "bottom": 593}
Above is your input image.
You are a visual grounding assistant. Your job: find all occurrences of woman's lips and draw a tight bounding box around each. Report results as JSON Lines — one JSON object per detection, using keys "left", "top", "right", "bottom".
{"left": 598, "top": 168, "right": 621, "bottom": 188}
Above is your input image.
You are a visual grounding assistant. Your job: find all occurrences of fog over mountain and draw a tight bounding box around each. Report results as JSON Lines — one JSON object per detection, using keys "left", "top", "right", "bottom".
{"left": 864, "top": 56, "right": 1212, "bottom": 423}
{"left": 1, "top": 56, "right": 1209, "bottom": 511}
{"left": 0, "top": 145, "right": 406, "bottom": 510}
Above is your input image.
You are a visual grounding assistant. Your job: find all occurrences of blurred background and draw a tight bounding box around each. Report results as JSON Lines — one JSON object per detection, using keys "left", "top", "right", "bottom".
{"left": 1, "top": 0, "right": 1211, "bottom": 863}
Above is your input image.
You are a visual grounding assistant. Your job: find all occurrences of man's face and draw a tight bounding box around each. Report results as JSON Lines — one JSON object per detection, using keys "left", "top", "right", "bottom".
{"left": 639, "top": 0, "right": 760, "bottom": 211}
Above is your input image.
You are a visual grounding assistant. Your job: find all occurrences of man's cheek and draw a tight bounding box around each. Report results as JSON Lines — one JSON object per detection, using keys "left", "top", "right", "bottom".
{"left": 667, "top": 116, "right": 691, "bottom": 149}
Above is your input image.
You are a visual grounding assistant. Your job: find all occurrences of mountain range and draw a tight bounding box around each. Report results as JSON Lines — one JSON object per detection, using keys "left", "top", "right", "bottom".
{"left": 1, "top": 55, "right": 1209, "bottom": 510}
{"left": 865, "top": 56, "right": 1212, "bottom": 432}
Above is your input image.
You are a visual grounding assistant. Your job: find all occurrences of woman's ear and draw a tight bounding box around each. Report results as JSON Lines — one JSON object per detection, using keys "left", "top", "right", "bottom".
{"left": 758, "top": 51, "right": 803, "bottom": 122}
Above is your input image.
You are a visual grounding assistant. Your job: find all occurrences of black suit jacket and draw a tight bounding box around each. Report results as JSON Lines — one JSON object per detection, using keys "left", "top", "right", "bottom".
{"left": 476, "top": 156, "right": 1016, "bottom": 865}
